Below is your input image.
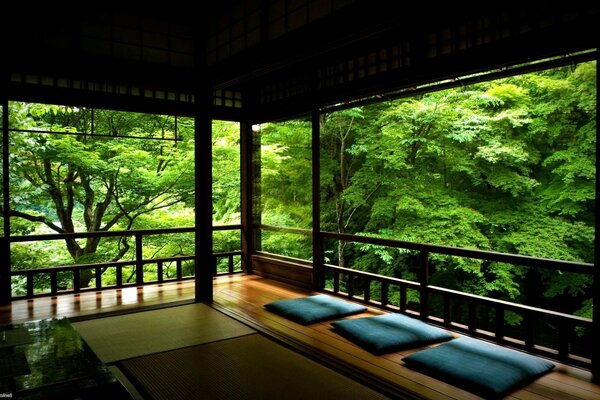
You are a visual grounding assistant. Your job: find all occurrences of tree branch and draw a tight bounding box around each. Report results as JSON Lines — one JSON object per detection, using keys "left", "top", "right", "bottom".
{"left": 6, "top": 210, "right": 65, "bottom": 233}
{"left": 344, "top": 182, "right": 381, "bottom": 230}
{"left": 80, "top": 171, "right": 95, "bottom": 230}
{"left": 65, "top": 166, "right": 76, "bottom": 222}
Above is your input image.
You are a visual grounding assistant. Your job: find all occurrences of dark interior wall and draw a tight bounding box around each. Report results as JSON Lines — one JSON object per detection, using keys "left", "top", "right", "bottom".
{"left": 2, "top": 2, "right": 597, "bottom": 120}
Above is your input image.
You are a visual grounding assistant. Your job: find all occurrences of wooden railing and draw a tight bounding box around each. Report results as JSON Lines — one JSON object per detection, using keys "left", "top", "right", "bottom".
{"left": 9, "top": 225, "right": 243, "bottom": 299}
{"left": 320, "top": 231, "right": 594, "bottom": 369}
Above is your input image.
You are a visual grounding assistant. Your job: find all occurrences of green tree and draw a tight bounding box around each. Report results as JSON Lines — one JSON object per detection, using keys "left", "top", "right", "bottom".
{"left": 317, "top": 62, "right": 595, "bottom": 318}
{"left": 3, "top": 103, "right": 195, "bottom": 287}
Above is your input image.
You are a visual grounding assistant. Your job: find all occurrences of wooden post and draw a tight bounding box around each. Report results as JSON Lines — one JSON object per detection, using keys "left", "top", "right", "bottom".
{"left": 1, "top": 95, "right": 11, "bottom": 305}
{"left": 592, "top": 52, "right": 599, "bottom": 383}
{"left": 194, "top": 97, "right": 213, "bottom": 302}
{"left": 240, "top": 121, "right": 254, "bottom": 273}
{"left": 253, "top": 124, "right": 262, "bottom": 253}
{"left": 311, "top": 109, "right": 323, "bottom": 290}
{"left": 135, "top": 234, "right": 144, "bottom": 285}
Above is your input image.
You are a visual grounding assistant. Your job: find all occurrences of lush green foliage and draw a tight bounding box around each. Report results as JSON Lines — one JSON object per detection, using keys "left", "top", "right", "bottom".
{"left": 260, "top": 62, "right": 596, "bottom": 323}
{"left": 4, "top": 106, "right": 241, "bottom": 293}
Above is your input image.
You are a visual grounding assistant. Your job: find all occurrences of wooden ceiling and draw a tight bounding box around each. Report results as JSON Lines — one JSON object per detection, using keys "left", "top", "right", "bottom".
{"left": 2, "top": 1, "right": 598, "bottom": 121}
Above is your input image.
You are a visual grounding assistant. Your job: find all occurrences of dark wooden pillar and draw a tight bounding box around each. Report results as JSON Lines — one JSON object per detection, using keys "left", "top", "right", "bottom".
{"left": 194, "top": 98, "right": 213, "bottom": 303}
{"left": 1, "top": 95, "right": 11, "bottom": 305}
{"left": 311, "top": 110, "right": 323, "bottom": 290}
{"left": 240, "top": 121, "right": 254, "bottom": 273}
{"left": 252, "top": 124, "right": 262, "bottom": 252}
{"left": 592, "top": 51, "right": 599, "bottom": 383}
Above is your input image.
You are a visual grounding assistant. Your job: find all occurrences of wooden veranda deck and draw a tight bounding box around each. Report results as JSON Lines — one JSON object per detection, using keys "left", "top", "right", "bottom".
{"left": 1, "top": 274, "right": 598, "bottom": 400}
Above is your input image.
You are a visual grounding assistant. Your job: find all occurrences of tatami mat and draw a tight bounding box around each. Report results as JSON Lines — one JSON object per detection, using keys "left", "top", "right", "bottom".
{"left": 73, "top": 303, "right": 255, "bottom": 363}
{"left": 120, "top": 334, "right": 389, "bottom": 400}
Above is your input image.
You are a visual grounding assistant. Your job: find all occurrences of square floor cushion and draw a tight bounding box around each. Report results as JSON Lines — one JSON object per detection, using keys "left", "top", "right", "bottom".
{"left": 402, "top": 337, "right": 555, "bottom": 398}
{"left": 331, "top": 313, "right": 453, "bottom": 354}
{"left": 264, "top": 294, "right": 367, "bottom": 325}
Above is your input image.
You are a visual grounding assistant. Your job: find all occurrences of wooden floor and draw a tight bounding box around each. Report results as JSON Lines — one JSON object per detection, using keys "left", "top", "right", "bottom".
{"left": 0, "top": 280, "right": 196, "bottom": 325}
{"left": 1, "top": 274, "right": 599, "bottom": 400}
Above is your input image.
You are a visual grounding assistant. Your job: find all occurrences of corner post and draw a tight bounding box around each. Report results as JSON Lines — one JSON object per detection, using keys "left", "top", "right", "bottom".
{"left": 1, "top": 93, "right": 11, "bottom": 305}
{"left": 592, "top": 50, "right": 599, "bottom": 383}
{"left": 193, "top": 29, "right": 213, "bottom": 301}
{"left": 240, "top": 121, "right": 254, "bottom": 273}
{"left": 194, "top": 105, "right": 213, "bottom": 302}
{"left": 311, "top": 109, "right": 323, "bottom": 290}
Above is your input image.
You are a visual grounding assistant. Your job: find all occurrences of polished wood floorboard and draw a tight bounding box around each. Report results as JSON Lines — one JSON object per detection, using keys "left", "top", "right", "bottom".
{"left": 1, "top": 274, "right": 598, "bottom": 400}
{"left": 0, "top": 280, "right": 196, "bottom": 325}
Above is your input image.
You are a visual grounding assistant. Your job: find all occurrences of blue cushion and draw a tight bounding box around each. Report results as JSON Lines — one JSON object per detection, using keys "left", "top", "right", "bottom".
{"left": 403, "top": 337, "right": 555, "bottom": 398}
{"left": 331, "top": 313, "right": 453, "bottom": 354}
{"left": 264, "top": 294, "right": 367, "bottom": 325}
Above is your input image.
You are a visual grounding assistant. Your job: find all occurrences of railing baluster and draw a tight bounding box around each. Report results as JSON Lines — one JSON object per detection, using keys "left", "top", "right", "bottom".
{"left": 157, "top": 261, "right": 163, "bottom": 283}
{"left": 468, "top": 301, "right": 476, "bottom": 333}
{"left": 116, "top": 266, "right": 123, "bottom": 288}
{"left": 74, "top": 269, "right": 80, "bottom": 292}
{"left": 443, "top": 294, "right": 451, "bottom": 326}
{"left": 348, "top": 273, "right": 354, "bottom": 298}
{"left": 400, "top": 285, "right": 407, "bottom": 311}
{"left": 525, "top": 313, "right": 535, "bottom": 349}
{"left": 135, "top": 234, "right": 144, "bottom": 285}
{"left": 419, "top": 251, "right": 430, "bottom": 319}
{"left": 495, "top": 307, "right": 504, "bottom": 340}
{"left": 26, "top": 273, "right": 34, "bottom": 297}
{"left": 364, "top": 279, "right": 371, "bottom": 302}
{"left": 333, "top": 271, "right": 340, "bottom": 293}
{"left": 95, "top": 267, "right": 102, "bottom": 289}
{"left": 381, "top": 281, "right": 389, "bottom": 307}
{"left": 228, "top": 255, "right": 234, "bottom": 274}
{"left": 176, "top": 260, "right": 183, "bottom": 280}
{"left": 50, "top": 271, "right": 58, "bottom": 295}
{"left": 558, "top": 320, "right": 570, "bottom": 361}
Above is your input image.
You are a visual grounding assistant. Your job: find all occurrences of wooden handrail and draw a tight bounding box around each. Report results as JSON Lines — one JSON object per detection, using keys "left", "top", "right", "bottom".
{"left": 257, "top": 224, "right": 312, "bottom": 236}
{"left": 10, "top": 225, "right": 242, "bottom": 242}
{"left": 9, "top": 226, "right": 244, "bottom": 300}
{"left": 9, "top": 255, "right": 200, "bottom": 276}
{"left": 254, "top": 227, "right": 593, "bottom": 273}
{"left": 324, "top": 264, "right": 419, "bottom": 288}
{"left": 321, "top": 231, "right": 593, "bottom": 274}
